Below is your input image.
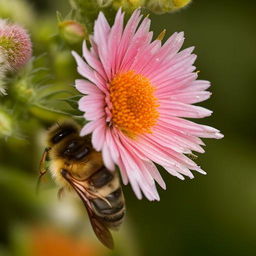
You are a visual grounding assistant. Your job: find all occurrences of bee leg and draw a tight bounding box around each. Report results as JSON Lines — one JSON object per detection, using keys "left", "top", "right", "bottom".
{"left": 83, "top": 188, "right": 112, "bottom": 208}
{"left": 61, "top": 169, "right": 111, "bottom": 206}
{"left": 36, "top": 168, "right": 48, "bottom": 194}
{"left": 95, "top": 193, "right": 112, "bottom": 208}
{"left": 57, "top": 187, "right": 65, "bottom": 201}
{"left": 36, "top": 147, "right": 51, "bottom": 194}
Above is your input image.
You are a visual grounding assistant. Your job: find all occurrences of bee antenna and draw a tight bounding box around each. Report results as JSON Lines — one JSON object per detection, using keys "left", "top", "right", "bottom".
{"left": 56, "top": 121, "right": 61, "bottom": 128}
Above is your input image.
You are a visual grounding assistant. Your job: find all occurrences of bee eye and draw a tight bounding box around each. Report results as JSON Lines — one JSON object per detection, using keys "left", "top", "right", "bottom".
{"left": 51, "top": 128, "right": 75, "bottom": 144}
{"left": 64, "top": 149, "right": 71, "bottom": 154}
{"left": 63, "top": 141, "right": 90, "bottom": 160}
{"left": 74, "top": 147, "right": 90, "bottom": 160}
{"left": 67, "top": 141, "right": 77, "bottom": 149}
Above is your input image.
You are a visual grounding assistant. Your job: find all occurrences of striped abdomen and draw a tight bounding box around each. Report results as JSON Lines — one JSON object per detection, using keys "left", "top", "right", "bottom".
{"left": 89, "top": 167, "right": 125, "bottom": 229}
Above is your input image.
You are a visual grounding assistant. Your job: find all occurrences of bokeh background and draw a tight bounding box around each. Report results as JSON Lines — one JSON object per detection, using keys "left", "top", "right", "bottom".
{"left": 0, "top": 0, "right": 256, "bottom": 255}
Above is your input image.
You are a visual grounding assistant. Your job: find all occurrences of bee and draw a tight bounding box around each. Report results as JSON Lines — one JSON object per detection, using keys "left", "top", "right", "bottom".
{"left": 38, "top": 121, "right": 125, "bottom": 249}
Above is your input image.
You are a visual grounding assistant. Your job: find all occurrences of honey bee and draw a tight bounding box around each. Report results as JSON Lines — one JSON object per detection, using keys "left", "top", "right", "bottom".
{"left": 38, "top": 121, "right": 125, "bottom": 249}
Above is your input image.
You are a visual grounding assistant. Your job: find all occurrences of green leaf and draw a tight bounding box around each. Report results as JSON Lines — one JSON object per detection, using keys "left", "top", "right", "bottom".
{"left": 60, "top": 95, "right": 82, "bottom": 109}
{"left": 39, "top": 90, "right": 72, "bottom": 100}
{"left": 29, "top": 104, "right": 74, "bottom": 122}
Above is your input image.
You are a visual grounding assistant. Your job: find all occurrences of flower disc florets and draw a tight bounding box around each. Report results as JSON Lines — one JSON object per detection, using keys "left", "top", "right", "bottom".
{"left": 109, "top": 71, "right": 159, "bottom": 137}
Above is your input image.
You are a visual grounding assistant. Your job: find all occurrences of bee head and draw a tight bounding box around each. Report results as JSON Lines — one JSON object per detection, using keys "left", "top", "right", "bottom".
{"left": 47, "top": 120, "right": 80, "bottom": 147}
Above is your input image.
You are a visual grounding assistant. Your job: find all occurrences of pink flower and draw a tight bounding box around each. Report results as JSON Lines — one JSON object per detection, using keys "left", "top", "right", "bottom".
{"left": 72, "top": 9, "right": 223, "bottom": 201}
{"left": 0, "top": 19, "right": 32, "bottom": 70}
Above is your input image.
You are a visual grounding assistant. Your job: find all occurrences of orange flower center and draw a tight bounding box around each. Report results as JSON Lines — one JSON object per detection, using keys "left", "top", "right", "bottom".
{"left": 109, "top": 71, "right": 159, "bottom": 137}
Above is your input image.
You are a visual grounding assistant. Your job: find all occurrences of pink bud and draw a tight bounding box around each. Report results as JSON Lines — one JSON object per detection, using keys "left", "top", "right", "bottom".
{"left": 59, "top": 20, "right": 87, "bottom": 44}
{"left": 0, "top": 20, "right": 32, "bottom": 70}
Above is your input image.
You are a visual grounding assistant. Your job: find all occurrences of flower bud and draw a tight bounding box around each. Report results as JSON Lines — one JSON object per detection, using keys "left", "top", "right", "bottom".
{"left": 112, "top": 0, "right": 146, "bottom": 12}
{"left": 12, "top": 77, "right": 36, "bottom": 103}
{"left": 59, "top": 20, "right": 87, "bottom": 44}
{"left": 97, "top": 0, "right": 113, "bottom": 7}
{"left": 0, "top": 19, "right": 32, "bottom": 70}
{"left": 0, "top": 52, "right": 8, "bottom": 95}
{"left": 0, "top": 107, "right": 13, "bottom": 138}
{"left": 146, "top": 0, "right": 191, "bottom": 14}
{"left": 172, "top": 0, "right": 191, "bottom": 8}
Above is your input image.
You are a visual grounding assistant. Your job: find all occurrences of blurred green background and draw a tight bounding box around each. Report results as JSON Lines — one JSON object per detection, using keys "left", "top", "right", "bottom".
{"left": 0, "top": 0, "right": 256, "bottom": 255}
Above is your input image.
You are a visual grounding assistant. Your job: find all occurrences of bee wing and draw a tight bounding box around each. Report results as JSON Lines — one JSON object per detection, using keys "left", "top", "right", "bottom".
{"left": 61, "top": 169, "right": 114, "bottom": 249}
{"left": 89, "top": 213, "right": 114, "bottom": 250}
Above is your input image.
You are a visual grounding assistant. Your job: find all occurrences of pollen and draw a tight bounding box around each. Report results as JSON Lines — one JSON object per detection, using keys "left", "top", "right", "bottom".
{"left": 109, "top": 71, "right": 159, "bottom": 137}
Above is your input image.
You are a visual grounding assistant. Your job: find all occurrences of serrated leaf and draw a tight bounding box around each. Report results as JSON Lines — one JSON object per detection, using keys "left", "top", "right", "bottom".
{"left": 32, "top": 104, "right": 72, "bottom": 116}
{"left": 40, "top": 90, "right": 72, "bottom": 100}
{"left": 32, "top": 102, "right": 83, "bottom": 118}
{"left": 59, "top": 95, "right": 82, "bottom": 109}
{"left": 30, "top": 67, "right": 48, "bottom": 74}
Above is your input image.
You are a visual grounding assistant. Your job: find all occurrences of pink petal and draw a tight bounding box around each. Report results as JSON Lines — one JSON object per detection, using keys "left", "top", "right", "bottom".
{"left": 186, "top": 80, "right": 211, "bottom": 91}
{"left": 91, "top": 122, "right": 106, "bottom": 151}
{"left": 159, "top": 101, "right": 212, "bottom": 118}
{"left": 117, "top": 158, "right": 129, "bottom": 185}
{"left": 108, "top": 9, "right": 124, "bottom": 76}
{"left": 75, "top": 79, "right": 102, "bottom": 95}
{"left": 83, "top": 107, "right": 105, "bottom": 121}
{"left": 82, "top": 41, "right": 107, "bottom": 80}
{"left": 169, "top": 90, "right": 212, "bottom": 104}
{"left": 154, "top": 124, "right": 205, "bottom": 153}
{"left": 72, "top": 51, "right": 97, "bottom": 84}
{"left": 115, "top": 9, "right": 142, "bottom": 71}
{"left": 143, "top": 161, "right": 166, "bottom": 190}
{"left": 102, "top": 144, "right": 115, "bottom": 171}
{"left": 105, "top": 128, "right": 120, "bottom": 163}
{"left": 93, "top": 12, "right": 111, "bottom": 79}
{"left": 80, "top": 118, "right": 105, "bottom": 136}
